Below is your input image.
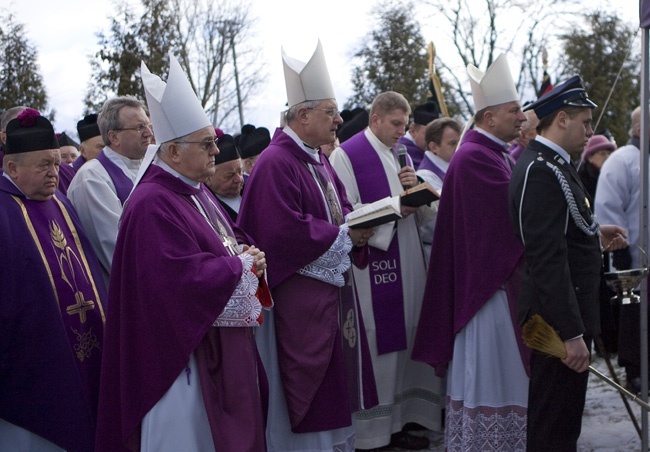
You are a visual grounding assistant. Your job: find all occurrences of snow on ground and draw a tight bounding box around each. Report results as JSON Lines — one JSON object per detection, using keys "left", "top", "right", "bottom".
{"left": 407, "top": 356, "right": 645, "bottom": 451}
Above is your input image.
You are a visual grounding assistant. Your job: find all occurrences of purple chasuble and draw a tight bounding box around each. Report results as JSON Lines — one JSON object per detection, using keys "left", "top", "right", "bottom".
{"left": 398, "top": 135, "right": 424, "bottom": 169}
{"left": 72, "top": 155, "right": 87, "bottom": 171}
{"left": 340, "top": 131, "right": 408, "bottom": 355}
{"left": 57, "top": 162, "right": 76, "bottom": 195}
{"left": 417, "top": 153, "right": 447, "bottom": 182}
{"left": 411, "top": 129, "right": 530, "bottom": 376}
{"left": 95, "top": 165, "right": 266, "bottom": 452}
{"left": 96, "top": 150, "right": 134, "bottom": 205}
{"left": 0, "top": 178, "right": 106, "bottom": 452}
{"left": 237, "top": 128, "right": 377, "bottom": 432}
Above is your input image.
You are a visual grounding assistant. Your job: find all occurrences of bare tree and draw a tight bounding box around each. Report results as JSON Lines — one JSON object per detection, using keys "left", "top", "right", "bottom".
{"left": 175, "top": 0, "right": 264, "bottom": 131}
{"left": 423, "top": 0, "right": 579, "bottom": 120}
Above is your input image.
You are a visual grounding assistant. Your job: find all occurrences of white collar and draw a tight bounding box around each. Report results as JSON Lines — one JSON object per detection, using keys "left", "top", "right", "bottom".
{"left": 534, "top": 135, "right": 572, "bottom": 164}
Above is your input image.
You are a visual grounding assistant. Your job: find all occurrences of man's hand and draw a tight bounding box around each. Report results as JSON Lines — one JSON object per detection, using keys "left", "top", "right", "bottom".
{"left": 348, "top": 227, "right": 374, "bottom": 247}
{"left": 562, "top": 337, "right": 590, "bottom": 373}
{"left": 244, "top": 245, "right": 266, "bottom": 277}
{"left": 400, "top": 205, "right": 419, "bottom": 218}
{"left": 599, "top": 224, "right": 628, "bottom": 252}
{"left": 398, "top": 166, "right": 418, "bottom": 188}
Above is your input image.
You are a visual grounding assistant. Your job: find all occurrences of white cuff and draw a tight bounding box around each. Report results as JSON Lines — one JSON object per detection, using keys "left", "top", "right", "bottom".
{"left": 297, "top": 225, "right": 352, "bottom": 287}
{"left": 213, "top": 253, "right": 262, "bottom": 327}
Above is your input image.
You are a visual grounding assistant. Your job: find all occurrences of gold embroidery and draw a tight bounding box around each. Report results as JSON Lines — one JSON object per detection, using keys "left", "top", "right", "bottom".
{"left": 11, "top": 195, "right": 60, "bottom": 307}
{"left": 50, "top": 219, "right": 96, "bottom": 323}
{"left": 71, "top": 326, "right": 100, "bottom": 362}
{"left": 54, "top": 195, "right": 106, "bottom": 324}
{"left": 343, "top": 308, "right": 357, "bottom": 348}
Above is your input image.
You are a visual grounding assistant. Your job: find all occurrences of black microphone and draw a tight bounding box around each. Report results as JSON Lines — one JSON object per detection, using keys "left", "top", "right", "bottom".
{"left": 397, "top": 144, "right": 408, "bottom": 169}
{"left": 396, "top": 144, "right": 409, "bottom": 189}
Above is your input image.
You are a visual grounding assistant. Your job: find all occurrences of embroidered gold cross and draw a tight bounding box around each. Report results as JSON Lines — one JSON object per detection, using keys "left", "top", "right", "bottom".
{"left": 66, "top": 291, "right": 95, "bottom": 323}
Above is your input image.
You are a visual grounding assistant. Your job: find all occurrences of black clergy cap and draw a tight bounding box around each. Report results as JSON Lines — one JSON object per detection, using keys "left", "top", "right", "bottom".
{"left": 239, "top": 127, "right": 271, "bottom": 159}
{"left": 5, "top": 109, "right": 59, "bottom": 154}
{"left": 77, "top": 114, "right": 101, "bottom": 142}
{"left": 524, "top": 76, "right": 597, "bottom": 119}
{"left": 56, "top": 132, "right": 79, "bottom": 149}
{"left": 413, "top": 101, "right": 441, "bottom": 126}
{"left": 337, "top": 107, "right": 368, "bottom": 144}
{"left": 215, "top": 134, "right": 241, "bottom": 164}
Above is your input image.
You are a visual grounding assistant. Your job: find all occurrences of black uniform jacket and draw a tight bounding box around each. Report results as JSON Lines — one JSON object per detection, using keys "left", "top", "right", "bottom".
{"left": 508, "top": 139, "right": 602, "bottom": 341}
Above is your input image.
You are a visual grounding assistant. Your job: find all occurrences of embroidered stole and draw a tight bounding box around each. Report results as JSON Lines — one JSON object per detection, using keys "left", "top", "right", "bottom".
{"left": 341, "top": 133, "right": 407, "bottom": 355}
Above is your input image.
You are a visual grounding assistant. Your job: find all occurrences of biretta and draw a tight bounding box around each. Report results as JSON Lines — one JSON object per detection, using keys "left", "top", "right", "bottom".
{"left": 413, "top": 101, "right": 441, "bottom": 126}
{"left": 215, "top": 134, "right": 241, "bottom": 164}
{"left": 524, "top": 75, "right": 597, "bottom": 119}
{"left": 141, "top": 53, "right": 211, "bottom": 143}
{"left": 56, "top": 132, "right": 79, "bottom": 149}
{"left": 239, "top": 127, "right": 271, "bottom": 159}
{"left": 77, "top": 114, "right": 101, "bottom": 142}
{"left": 467, "top": 53, "right": 519, "bottom": 111}
{"left": 5, "top": 108, "right": 59, "bottom": 154}
{"left": 282, "top": 39, "right": 335, "bottom": 108}
{"left": 337, "top": 107, "right": 369, "bottom": 144}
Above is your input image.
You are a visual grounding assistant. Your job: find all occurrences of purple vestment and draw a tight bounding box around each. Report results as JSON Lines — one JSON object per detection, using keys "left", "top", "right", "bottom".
{"left": 72, "top": 155, "right": 87, "bottom": 171}
{"left": 237, "top": 128, "right": 377, "bottom": 433}
{"left": 340, "top": 132, "right": 407, "bottom": 355}
{"left": 398, "top": 136, "right": 424, "bottom": 169}
{"left": 411, "top": 129, "right": 529, "bottom": 376}
{"left": 96, "top": 150, "right": 134, "bottom": 205}
{"left": 57, "top": 162, "right": 76, "bottom": 195}
{"left": 417, "top": 153, "right": 447, "bottom": 182}
{"left": 0, "top": 177, "right": 106, "bottom": 452}
{"left": 95, "top": 165, "right": 266, "bottom": 451}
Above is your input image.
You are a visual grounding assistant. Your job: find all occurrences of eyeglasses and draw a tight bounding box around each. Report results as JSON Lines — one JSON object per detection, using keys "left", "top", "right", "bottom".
{"left": 174, "top": 138, "right": 219, "bottom": 151}
{"left": 307, "top": 107, "right": 340, "bottom": 118}
{"left": 113, "top": 123, "right": 153, "bottom": 134}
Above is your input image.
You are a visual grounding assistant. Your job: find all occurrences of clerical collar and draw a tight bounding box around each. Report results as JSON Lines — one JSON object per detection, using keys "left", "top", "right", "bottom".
{"left": 534, "top": 135, "right": 571, "bottom": 164}
{"left": 283, "top": 126, "right": 320, "bottom": 161}
{"left": 403, "top": 131, "right": 416, "bottom": 145}
{"left": 424, "top": 151, "right": 450, "bottom": 171}
{"left": 153, "top": 157, "right": 201, "bottom": 188}
{"left": 105, "top": 145, "right": 143, "bottom": 173}
{"left": 475, "top": 127, "right": 508, "bottom": 148}
{"left": 364, "top": 128, "right": 391, "bottom": 152}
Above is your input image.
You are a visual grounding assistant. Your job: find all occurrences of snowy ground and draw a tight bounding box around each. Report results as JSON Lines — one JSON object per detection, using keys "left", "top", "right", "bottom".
{"left": 391, "top": 356, "right": 645, "bottom": 451}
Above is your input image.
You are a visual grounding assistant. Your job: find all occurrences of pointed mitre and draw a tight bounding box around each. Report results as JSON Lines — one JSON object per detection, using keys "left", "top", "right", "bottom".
{"left": 141, "top": 53, "right": 211, "bottom": 144}
{"left": 467, "top": 53, "right": 519, "bottom": 111}
{"left": 282, "top": 39, "right": 336, "bottom": 108}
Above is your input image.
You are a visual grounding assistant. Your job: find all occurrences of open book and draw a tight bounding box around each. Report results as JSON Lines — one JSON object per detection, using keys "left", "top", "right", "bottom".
{"left": 346, "top": 196, "right": 401, "bottom": 229}
{"left": 345, "top": 182, "right": 440, "bottom": 229}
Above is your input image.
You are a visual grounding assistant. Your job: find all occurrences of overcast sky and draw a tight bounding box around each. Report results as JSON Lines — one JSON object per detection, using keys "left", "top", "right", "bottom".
{"left": 4, "top": 0, "right": 641, "bottom": 137}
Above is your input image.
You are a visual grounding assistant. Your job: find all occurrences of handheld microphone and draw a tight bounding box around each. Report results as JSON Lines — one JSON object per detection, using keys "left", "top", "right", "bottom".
{"left": 397, "top": 144, "right": 408, "bottom": 169}
{"left": 396, "top": 144, "right": 410, "bottom": 189}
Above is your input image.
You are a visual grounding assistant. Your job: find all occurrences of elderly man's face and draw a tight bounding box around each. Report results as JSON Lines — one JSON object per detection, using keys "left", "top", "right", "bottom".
{"left": 176, "top": 126, "right": 219, "bottom": 182}
{"left": 304, "top": 100, "right": 343, "bottom": 148}
{"left": 206, "top": 158, "right": 244, "bottom": 198}
{"left": 8, "top": 149, "right": 61, "bottom": 201}
{"left": 80, "top": 135, "right": 105, "bottom": 161}
{"left": 59, "top": 145, "right": 78, "bottom": 165}
{"left": 109, "top": 106, "right": 153, "bottom": 159}
{"left": 371, "top": 109, "right": 409, "bottom": 148}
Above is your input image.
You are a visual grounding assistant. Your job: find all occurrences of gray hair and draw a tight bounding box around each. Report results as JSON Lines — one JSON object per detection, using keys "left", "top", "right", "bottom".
{"left": 284, "top": 100, "right": 322, "bottom": 124}
{"left": 1, "top": 106, "right": 28, "bottom": 132}
{"left": 157, "top": 131, "right": 193, "bottom": 157}
{"left": 98, "top": 96, "right": 148, "bottom": 146}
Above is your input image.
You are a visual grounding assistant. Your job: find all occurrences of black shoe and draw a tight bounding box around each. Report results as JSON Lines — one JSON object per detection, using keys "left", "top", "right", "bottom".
{"left": 389, "top": 431, "right": 430, "bottom": 450}
{"left": 626, "top": 377, "right": 642, "bottom": 395}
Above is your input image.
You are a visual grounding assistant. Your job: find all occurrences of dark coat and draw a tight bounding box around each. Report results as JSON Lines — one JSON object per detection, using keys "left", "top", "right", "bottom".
{"left": 508, "top": 139, "right": 602, "bottom": 341}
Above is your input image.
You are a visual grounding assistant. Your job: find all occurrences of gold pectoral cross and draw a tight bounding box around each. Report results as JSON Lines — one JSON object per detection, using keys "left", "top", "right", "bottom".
{"left": 66, "top": 291, "right": 95, "bottom": 323}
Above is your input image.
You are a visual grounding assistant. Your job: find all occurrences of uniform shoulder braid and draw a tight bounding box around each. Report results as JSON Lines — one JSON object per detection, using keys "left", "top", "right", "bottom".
{"left": 537, "top": 153, "right": 598, "bottom": 236}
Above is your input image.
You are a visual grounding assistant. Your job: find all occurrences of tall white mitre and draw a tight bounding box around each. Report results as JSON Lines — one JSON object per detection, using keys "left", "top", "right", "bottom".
{"left": 141, "top": 53, "right": 211, "bottom": 143}
{"left": 282, "top": 39, "right": 336, "bottom": 108}
{"left": 467, "top": 53, "right": 520, "bottom": 111}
